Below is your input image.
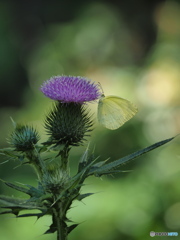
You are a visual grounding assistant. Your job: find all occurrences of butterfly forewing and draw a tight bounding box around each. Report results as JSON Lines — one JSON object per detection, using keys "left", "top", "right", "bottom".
{"left": 98, "top": 96, "right": 138, "bottom": 130}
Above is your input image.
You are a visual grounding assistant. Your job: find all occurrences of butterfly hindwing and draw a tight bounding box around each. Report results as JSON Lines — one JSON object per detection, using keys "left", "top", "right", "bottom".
{"left": 98, "top": 95, "right": 137, "bottom": 130}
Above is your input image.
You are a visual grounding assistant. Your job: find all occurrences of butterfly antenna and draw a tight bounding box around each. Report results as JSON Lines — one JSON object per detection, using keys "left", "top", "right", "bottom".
{"left": 98, "top": 82, "right": 105, "bottom": 97}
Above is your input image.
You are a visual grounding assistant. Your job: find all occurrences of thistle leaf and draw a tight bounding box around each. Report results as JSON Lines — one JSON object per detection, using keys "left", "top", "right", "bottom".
{"left": 78, "top": 144, "right": 90, "bottom": 172}
{"left": 17, "top": 212, "right": 45, "bottom": 218}
{"left": 0, "top": 195, "right": 46, "bottom": 213}
{"left": 68, "top": 224, "right": 79, "bottom": 233}
{"left": 0, "top": 148, "right": 20, "bottom": 158}
{"left": 77, "top": 193, "right": 94, "bottom": 201}
{"left": 89, "top": 137, "right": 175, "bottom": 176}
{"left": 0, "top": 180, "right": 46, "bottom": 199}
{"left": 70, "top": 155, "right": 99, "bottom": 188}
{"left": 94, "top": 170, "right": 132, "bottom": 177}
{"left": 44, "top": 222, "right": 57, "bottom": 234}
{"left": 2, "top": 180, "right": 30, "bottom": 195}
{"left": 91, "top": 158, "right": 109, "bottom": 168}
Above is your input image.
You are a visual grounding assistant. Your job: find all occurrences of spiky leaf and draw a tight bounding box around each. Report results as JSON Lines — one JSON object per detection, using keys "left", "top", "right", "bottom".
{"left": 89, "top": 137, "right": 174, "bottom": 176}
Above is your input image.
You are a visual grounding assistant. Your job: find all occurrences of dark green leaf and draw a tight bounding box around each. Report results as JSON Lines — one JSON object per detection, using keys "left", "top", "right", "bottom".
{"left": 77, "top": 193, "right": 94, "bottom": 201}
{"left": 0, "top": 148, "right": 19, "bottom": 158}
{"left": 44, "top": 222, "right": 57, "bottom": 234}
{"left": 89, "top": 137, "right": 174, "bottom": 176}
{"left": 17, "top": 212, "right": 45, "bottom": 218}
{"left": 2, "top": 181, "right": 30, "bottom": 195}
{"left": 68, "top": 223, "right": 79, "bottom": 233}
{"left": 0, "top": 195, "right": 45, "bottom": 211}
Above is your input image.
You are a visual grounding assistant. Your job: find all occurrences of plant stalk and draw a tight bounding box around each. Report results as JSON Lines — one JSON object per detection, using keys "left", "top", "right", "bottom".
{"left": 25, "top": 150, "right": 47, "bottom": 180}
{"left": 59, "top": 145, "right": 70, "bottom": 175}
{"left": 52, "top": 206, "right": 68, "bottom": 240}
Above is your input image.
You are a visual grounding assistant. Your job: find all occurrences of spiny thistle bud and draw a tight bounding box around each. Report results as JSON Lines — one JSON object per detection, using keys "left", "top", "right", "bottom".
{"left": 44, "top": 102, "right": 93, "bottom": 146}
{"left": 9, "top": 124, "right": 40, "bottom": 151}
{"left": 42, "top": 164, "right": 70, "bottom": 194}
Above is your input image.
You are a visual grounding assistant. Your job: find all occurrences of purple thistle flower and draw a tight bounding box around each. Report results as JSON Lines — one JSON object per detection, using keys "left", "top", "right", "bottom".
{"left": 40, "top": 76, "right": 101, "bottom": 103}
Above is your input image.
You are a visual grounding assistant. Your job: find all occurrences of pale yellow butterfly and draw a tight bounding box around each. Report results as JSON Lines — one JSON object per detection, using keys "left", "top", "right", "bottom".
{"left": 97, "top": 94, "right": 138, "bottom": 130}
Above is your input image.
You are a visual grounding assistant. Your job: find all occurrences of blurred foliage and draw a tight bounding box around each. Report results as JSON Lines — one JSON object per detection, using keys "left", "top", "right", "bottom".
{"left": 0, "top": 1, "right": 180, "bottom": 240}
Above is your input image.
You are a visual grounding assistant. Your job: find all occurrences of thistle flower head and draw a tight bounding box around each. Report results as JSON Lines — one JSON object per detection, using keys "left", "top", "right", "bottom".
{"left": 40, "top": 75, "right": 101, "bottom": 103}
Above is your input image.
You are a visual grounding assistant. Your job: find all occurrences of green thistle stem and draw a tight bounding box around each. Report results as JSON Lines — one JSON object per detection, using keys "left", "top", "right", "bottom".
{"left": 52, "top": 204, "right": 68, "bottom": 240}
{"left": 57, "top": 217, "right": 67, "bottom": 240}
{"left": 25, "top": 150, "right": 47, "bottom": 180}
{"left": 59, "top": 145, "right": 70, "bottom": 175}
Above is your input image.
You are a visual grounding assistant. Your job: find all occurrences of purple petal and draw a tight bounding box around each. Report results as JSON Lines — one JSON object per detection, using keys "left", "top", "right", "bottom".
{"left": 40, "top": 76, "right": 102, "bottom": 103}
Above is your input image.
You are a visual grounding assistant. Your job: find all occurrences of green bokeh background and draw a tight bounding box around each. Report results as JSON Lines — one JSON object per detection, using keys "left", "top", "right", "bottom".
{"left": 0, "top": 1, "right": 180, "bottom": 240}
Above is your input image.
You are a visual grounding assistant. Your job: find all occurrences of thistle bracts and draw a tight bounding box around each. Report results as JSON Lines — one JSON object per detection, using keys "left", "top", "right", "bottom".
{"left": 9, "top": 124, "right": 40, "bottom": 152}
{"left": 44, "top": 102, "right": 93, "bottom": 147}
